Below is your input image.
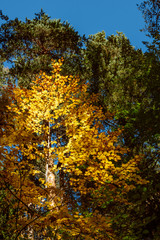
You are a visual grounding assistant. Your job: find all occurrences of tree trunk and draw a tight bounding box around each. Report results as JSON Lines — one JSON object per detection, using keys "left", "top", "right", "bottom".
{"left": 46, "top": 121, "right": 56, "bottom": 207}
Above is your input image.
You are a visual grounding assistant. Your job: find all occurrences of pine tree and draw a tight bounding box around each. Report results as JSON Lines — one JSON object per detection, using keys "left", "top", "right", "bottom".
{"left": 0, "top": 9, "right": 87, "bottom": 88}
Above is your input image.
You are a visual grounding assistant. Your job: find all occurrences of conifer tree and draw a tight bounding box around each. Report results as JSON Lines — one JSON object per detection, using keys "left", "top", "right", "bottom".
{"left": 138, "top": 0, "right": 160, "bottom": 57}
{"left": 86, "top": 31, "right": 160, "bottom": 239}
{"left": 0, "top": 9, "right": 87, "bottom": 88}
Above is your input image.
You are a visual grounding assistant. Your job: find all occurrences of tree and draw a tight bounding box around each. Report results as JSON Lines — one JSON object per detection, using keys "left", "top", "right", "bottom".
{"left": 86, "top": 31, "right": 160, "bottom": 239}
{"left": 138, "top": 0, "right": 160, "bottom": 57}
{"left": 0, "top": 9, "right": 87, "bottom": 88}
{"left": 0, "top": 60, "right": 147, "bottom": 239}
{"left": 1, "top": 8, "right": 159, "bottom": 238}
{"left": 86, "top": 31, "right": 153, "bottom": 151}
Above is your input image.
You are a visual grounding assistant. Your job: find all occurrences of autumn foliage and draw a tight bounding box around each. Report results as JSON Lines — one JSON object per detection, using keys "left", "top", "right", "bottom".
{"left": 0, "top": 60, "right": 147, "bottom": 239}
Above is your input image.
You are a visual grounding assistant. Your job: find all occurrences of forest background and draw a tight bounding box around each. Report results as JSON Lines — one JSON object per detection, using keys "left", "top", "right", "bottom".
{"left": 0, "top": 0, "right": 160, "bottom": 239}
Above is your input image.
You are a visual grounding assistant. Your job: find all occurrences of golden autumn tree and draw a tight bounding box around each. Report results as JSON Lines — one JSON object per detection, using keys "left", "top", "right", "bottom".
{"left": 0, "top": 59, "right": 147, "bottom": 240}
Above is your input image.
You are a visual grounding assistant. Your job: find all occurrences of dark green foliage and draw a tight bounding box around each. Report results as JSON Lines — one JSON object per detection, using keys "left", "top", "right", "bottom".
{"left": 0, "top": 184, "right": 18, "bottom": 240}
{"left": 86, "top": 31, "right": 160, "bottom": 239}
{"left": 86, "top": 32, "right": 146, "bottom": 112}
{"left": 138, "top": 0, "right": 160, "bottom": 36}
{"left": 138, "top": 0, "right": 160, "bottom": 58}
{"left": 0, "top": 9, "right": 87, "bottom": 88}
{"left": 86, "top": 31, "right": 160, "bottom": 155}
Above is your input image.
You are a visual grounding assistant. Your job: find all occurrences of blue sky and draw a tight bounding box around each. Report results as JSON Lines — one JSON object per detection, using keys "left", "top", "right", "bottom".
{"left": 1, "top": 0, "right": 149, "bottom": 51}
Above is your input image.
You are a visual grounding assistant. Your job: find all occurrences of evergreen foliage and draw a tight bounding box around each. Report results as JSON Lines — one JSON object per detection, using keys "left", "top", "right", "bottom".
{"left": 0, "top": 9, "right": 86, "bottom": 88}
{"left": 86, "top": 31, "right": 160, "bottom": 239}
